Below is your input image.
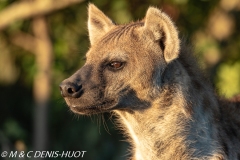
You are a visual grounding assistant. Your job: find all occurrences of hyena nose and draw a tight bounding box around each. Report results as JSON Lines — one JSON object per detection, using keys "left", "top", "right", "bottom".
{"left": 59, "top": 82, "right": 83, "bottom": 98}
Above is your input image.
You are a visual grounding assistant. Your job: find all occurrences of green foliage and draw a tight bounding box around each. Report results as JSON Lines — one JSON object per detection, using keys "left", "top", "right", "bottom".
{"left": 3, "top": 119, "right": 27, "bottom": 141}
{"left": 110, "top": 0, "right": 132, "bottom": 23}
{"left": 216, "top": 61, "right": 240, "bottom": 98}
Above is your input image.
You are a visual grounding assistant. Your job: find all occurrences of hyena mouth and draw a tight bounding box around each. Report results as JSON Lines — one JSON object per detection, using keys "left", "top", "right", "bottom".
{"left": 69, "top": 100, "right": 116, "bottom": 114}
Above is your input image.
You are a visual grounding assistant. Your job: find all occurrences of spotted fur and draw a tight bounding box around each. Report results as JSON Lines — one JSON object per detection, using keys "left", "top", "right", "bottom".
{"left": 60, "top": 4, "right": 240, "bottom": 160}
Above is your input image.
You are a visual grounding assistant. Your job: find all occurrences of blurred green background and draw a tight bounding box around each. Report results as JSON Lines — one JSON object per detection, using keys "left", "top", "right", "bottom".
{"left": 0, "top": 0, "right": 240, "bottom": 159}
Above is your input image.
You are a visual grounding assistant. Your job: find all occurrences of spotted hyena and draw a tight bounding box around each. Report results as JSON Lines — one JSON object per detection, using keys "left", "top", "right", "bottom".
{"left": 59, "top": 4, "right": 240, "bottom": 160}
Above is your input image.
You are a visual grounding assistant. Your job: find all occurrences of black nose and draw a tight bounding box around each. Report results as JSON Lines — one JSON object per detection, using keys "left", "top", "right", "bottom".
{"left": 59, "top": 82, "right": 83, "bottom": 98}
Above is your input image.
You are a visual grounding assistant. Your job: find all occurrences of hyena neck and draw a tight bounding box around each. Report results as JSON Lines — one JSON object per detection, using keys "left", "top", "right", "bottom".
{"left": 114, "top": 55, "right": 224, "bottom": 159}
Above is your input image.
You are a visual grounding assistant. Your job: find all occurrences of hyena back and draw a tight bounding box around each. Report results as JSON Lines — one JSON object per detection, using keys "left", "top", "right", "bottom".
{"left": 59, "top": 4, "right": 240, "bottom": 160}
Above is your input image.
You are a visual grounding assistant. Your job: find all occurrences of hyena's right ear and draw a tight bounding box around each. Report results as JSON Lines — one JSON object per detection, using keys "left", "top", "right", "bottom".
{"left": 143, "top": 7, "right": 180, "bottom": 63}
{"left": 88, "top": 4, "right": 115, "bottom": 45}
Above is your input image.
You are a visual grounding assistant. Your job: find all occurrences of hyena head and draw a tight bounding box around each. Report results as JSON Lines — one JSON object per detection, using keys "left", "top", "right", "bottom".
{"left": 59, "top": 4, "right": 180, "bottom": 115}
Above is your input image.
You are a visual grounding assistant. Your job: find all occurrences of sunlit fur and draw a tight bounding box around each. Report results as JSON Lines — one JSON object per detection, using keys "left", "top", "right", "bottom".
{"left": 61, "top": 4, "right": 240, "bottom": 160}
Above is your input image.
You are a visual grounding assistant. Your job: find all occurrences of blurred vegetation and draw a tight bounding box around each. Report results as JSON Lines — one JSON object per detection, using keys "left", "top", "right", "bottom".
{"left": 0, "top": 0, "right": 240, "bottom": 160}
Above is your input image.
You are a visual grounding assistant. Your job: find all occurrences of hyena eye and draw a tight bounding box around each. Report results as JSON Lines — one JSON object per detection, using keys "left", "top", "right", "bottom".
{"left": 108, "top": 61, "right": 124, "bottom": 70}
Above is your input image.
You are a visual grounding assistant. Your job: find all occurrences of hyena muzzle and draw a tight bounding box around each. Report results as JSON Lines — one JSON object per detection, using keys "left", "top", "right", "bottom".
{"left": 59, "top": 4, "right": 240, "bottom": 160}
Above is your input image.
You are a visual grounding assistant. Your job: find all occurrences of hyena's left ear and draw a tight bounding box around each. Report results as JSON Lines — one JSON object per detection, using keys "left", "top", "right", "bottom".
{"left": 143, "top": 7, "right": 180, "bottom": 63}
{"left": 88, "top": 4, "right": 115, "bottom": 45}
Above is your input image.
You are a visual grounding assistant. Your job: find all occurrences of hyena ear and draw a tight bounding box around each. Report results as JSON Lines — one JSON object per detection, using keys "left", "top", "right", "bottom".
{"left": 88, "top": 4, "right": 115, "bottom": 45}
{"left": 143, "top": 7, "right": 180, "bottom": 63}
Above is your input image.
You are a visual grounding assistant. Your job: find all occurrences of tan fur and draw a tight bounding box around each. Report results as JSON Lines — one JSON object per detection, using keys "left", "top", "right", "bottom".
{"left": 60, "top": 4, "right": 240, "bottom": 160}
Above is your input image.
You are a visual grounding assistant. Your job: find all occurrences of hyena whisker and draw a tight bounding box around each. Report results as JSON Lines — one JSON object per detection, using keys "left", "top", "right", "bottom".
{"left": 108, "top": 112, "right": 116, "bottom": 126}
{"left": 101, "top": 114, "right": 111, "bottom": 135}
{"left": 97, "top": 114, "right": 102, "bottom": 135}
{"left": 89, "top": 114, "right": 94, "bottom": 123}
{"left": 72, "top": 113, "right": 79, "bottom": 121}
